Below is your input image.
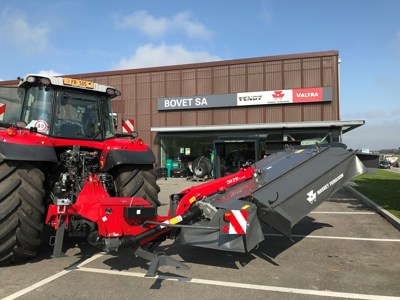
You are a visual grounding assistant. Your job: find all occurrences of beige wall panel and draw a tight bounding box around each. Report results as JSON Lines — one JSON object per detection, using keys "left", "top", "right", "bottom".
{"left": 323, "top": 104, "right": 338, "bottom": 120}
{"left": 230, "top": 64, "right": 246, "bottom": 92}
{"left": 166, "top": 111, "right": 181, "bottom": 126}
{"left": 197, "top": 110, "right": 213, "bottom": 125}
{"left": 151, "top": 98, "right": 159, "bottom": 114}
{"left": 122, "top": 74, "right": 135, "bottom": 85}
{"left": 323, "top": 69, "right": 333, "bottom": 86}
{"left": 248, "top": 73, "right": 264, "bottom": 91}
{"left": 152, "top": 113, "right": 166, "bottom": 127}
{"left": 151, "top": 73, "right": 166, "bottom": 98}
{"left": 284, "top": 70, "right": 302, "bottom": 88}
{"left": 230, "top": 108, "right": 247, "bottom": 124}
{"left": 265, "top": 106, "right": 283, "bottom": 123}
{"left": 111, "top": 100, "right": 125, "bottom": 114}
{"left": 247, "top": 107, "right": 264, "bottom": 123}
{"left": 94, "top": 76, "right": 108, "bottom": 85}
{"left": 303, "top": 69, "right": 320, "bottom": 87}
{"left": 136, "top": 114, "right": 151, "bottom": 131}
{"left": 165, "top": 70, "right": 180, "bottom": 97}
{"left": 197, "top": 78, "right": 212, "bottom": 94}
{"left": 213, "top": 109, "right": 229, "bottom": 125}
{"left": 213, "top": 66, "right": 229, "bottom": 94}
{"left": 197, "top": 68, "right": 212, "bottom": 95}
{"left": 284, "top": 105, "right": 302, "bottom": 122}
{"left": 182, "top": 69, "right": 196, "bottom": 80}
{"left": 182, "top": 79, "right": 196, "bottom": 95}
{"left": 213, "top": 76, "right": 229, "bottom": 94}
{"left": 303, "top": 104, "right": 322, "bottom": 121}
{"left": 136, "top": 74, "right": 151, "bottom": 99}
{"left": 181, "top": 111, "right": 198, "bottom": 126}
{"left": 265, "top": 61, "right": 283, "bottom": 90}
{"left": 108, "top": 76, "right": 121, "bottom": 87}
{"left": 136, "top": 99, "right": 151, "bottom": 115}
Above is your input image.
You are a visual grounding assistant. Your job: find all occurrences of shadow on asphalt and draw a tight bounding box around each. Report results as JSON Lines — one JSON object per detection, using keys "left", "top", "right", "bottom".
{"left": 99, "top": 215, "right": 332, "bottom": 277}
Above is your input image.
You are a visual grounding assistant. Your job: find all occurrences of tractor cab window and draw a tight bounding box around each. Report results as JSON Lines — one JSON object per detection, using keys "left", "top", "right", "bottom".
{"left": 53, "top": 90, "right": 115, "bottom": 140}
{"left": 22, "top": 86, "right": 54, "bottom": 134}
{"left": 101, "top": 100, "right": 117, "bottom": 139}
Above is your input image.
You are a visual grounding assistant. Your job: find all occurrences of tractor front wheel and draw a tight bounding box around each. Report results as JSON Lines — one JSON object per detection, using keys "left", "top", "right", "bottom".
{"left": 0, "top": 159, "right": 45, "bottom": 264}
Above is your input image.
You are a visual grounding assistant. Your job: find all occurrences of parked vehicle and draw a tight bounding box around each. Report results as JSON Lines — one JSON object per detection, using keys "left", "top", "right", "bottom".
{"left": 379, "top": 160, "right": 391, "bottom": 169}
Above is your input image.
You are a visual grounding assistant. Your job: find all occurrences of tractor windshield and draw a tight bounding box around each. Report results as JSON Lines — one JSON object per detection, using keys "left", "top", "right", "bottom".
{"left": 53, "top": 90, "right": 116, "bottom": 140}
{"left": 21, "top": 86, "right": 116, "bottom": 139}
{"left": 22, "top": 86, "right": 54, "bottom": 133}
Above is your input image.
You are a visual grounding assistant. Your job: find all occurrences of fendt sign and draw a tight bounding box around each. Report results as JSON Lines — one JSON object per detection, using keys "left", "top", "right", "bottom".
{"left": 157, "top": 87, "right": 332, "bottom": 111}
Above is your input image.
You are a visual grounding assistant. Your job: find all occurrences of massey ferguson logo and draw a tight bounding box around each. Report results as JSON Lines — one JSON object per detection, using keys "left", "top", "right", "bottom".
{"left": 307, "top": 190, "right": 317, "bottom": 204}
{"left": 306, "top": 173, "right": 344, "bottom": 205}
{"left": 272, "top": 91, "right": 285, "bottom": 100}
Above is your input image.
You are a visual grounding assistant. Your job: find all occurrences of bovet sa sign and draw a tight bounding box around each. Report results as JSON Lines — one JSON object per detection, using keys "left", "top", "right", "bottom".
{"left": 157, "top": 87, "right": 332, "bottom": 111}
{"left": 158, "top": 93, "right": 237, "bottom": 111}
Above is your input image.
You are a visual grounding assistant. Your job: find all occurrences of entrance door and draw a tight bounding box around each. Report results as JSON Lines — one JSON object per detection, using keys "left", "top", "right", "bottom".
{"left": 213, "top": 139, "right": 258, "bottom": 178}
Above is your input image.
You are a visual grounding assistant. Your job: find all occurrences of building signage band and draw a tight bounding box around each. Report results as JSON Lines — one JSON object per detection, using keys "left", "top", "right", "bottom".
{"left": 157, "top": 87, "right": 332, "bottom": 111}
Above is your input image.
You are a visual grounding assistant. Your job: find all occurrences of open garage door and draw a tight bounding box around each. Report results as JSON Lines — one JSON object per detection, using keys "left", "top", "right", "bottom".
{"left": 213, "top": 139, "right": 258, "bottom": 178}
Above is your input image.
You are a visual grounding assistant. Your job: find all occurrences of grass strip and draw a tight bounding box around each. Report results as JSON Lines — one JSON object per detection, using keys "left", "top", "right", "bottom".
{"left": 353, "top": 170, "right": 400, "bottom": 218}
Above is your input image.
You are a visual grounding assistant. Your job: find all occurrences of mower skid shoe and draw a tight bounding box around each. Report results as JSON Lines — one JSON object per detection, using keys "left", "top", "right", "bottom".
{"left": 134, "top": 247, "right": 189, "bottom": 277}
{"left": 50, "top": 221, "right": 67, "bottom": 258}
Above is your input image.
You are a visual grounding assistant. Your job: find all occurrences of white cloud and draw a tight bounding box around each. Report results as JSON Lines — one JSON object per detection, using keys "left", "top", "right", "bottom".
{"left": 113, "top": 44, "right": 221, "bottom": 70}
{"left": 0, "top": 9, "right": 49, "bottom": 54}
{"left": 37, "top": 70, "right": 63, "bottom": 77}
{"left": 115, "top": 10, "right": 212, "bottom": 40}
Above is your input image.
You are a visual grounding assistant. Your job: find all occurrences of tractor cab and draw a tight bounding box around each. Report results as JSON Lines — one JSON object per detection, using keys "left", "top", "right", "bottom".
{"left": 2, "top": 74, "right": 120, "bottom": 140}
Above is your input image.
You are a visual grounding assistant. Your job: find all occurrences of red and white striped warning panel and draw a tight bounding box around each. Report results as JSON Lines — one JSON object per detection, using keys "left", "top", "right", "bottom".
{"left": 122, "top": 118, "right": 134, "bottom": 133}
{"left": 0, "top": 103, "right": 6, "bottom": 121}
{"left": 228, "top": 210, "right": 248, "bottom": 234}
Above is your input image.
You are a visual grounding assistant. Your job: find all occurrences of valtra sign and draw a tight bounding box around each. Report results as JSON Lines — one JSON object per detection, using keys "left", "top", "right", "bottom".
{"left": 158, "top": 87, "right": 332, "bottom": 111}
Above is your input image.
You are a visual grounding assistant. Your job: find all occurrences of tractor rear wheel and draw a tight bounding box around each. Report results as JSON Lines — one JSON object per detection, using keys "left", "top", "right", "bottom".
{"left": 0, "top": 159, "right": 45, "bottom": 264}
{"left": 112, "top": 165, "right": 161, "bottom": 207}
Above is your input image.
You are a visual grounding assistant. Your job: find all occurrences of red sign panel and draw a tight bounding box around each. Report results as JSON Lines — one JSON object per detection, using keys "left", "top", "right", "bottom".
{"left": 293, "top": 87, "right": 323, "bottom": 103}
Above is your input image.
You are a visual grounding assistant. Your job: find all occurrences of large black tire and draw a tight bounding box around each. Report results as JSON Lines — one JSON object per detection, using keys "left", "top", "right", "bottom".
{"left": 0, "top": 159, "right": 45, "bottom": 264}
{"left": 192, "top": 156, "right": 212, "bottom": 178}
{"left": 112, "top": 165, "right": 161, "bottom": 207}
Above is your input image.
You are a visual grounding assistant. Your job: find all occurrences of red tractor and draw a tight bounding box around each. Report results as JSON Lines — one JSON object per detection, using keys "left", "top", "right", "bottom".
{"left": 0, "top": 74, "right": 160, "bottom": 264}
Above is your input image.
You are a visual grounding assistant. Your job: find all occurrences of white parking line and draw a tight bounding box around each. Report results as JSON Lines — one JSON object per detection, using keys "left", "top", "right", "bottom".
{"left": 76, "top": 266, "right": 400, "bottom": 300}
{"left": 1, "top": 253, "right": 105, "bottom": 300}
{"left": 310, "top": 212, "right": 375, "bottom": 214}
{"left": 264, "top": 233, "right": 400, "bottom": 242}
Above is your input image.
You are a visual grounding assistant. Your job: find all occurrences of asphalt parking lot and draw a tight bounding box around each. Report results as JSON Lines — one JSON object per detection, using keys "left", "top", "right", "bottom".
{"left": 1, "top": 178, "right": 399, "bottom": 300}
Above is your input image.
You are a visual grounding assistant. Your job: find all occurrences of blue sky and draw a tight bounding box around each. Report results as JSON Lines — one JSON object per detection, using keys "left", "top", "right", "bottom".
{"left": 0, "top": 0, "right": 399, "bottom": 150}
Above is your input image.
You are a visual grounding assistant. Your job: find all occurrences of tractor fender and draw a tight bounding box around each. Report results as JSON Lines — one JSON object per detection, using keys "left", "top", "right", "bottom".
{"left": 103, "top": 148, "right": 155, "bottom": 171}
{"left": 0, "top": 139, "right": 58, "bottom": 162}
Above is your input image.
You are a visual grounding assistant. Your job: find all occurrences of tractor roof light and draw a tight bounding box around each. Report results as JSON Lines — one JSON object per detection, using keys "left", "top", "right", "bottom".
{"left": 106, "top": 88, "right": 121, "bottom": 97}
{"left": 26, "top": 76, "right": 36, "bottom": 83}
{"left": 39, "top": 77, "right": 51, "bottom": 85}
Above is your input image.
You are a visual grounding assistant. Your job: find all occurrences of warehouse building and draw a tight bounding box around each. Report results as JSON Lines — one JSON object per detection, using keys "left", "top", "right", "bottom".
{"left": 0, "top": 50, "right": 364, "bottom": 177}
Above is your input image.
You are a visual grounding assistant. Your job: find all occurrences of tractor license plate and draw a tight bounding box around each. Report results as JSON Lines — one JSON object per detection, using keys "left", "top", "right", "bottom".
{"left": 63, "top": 78, "right": 94, "bottom": 89}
